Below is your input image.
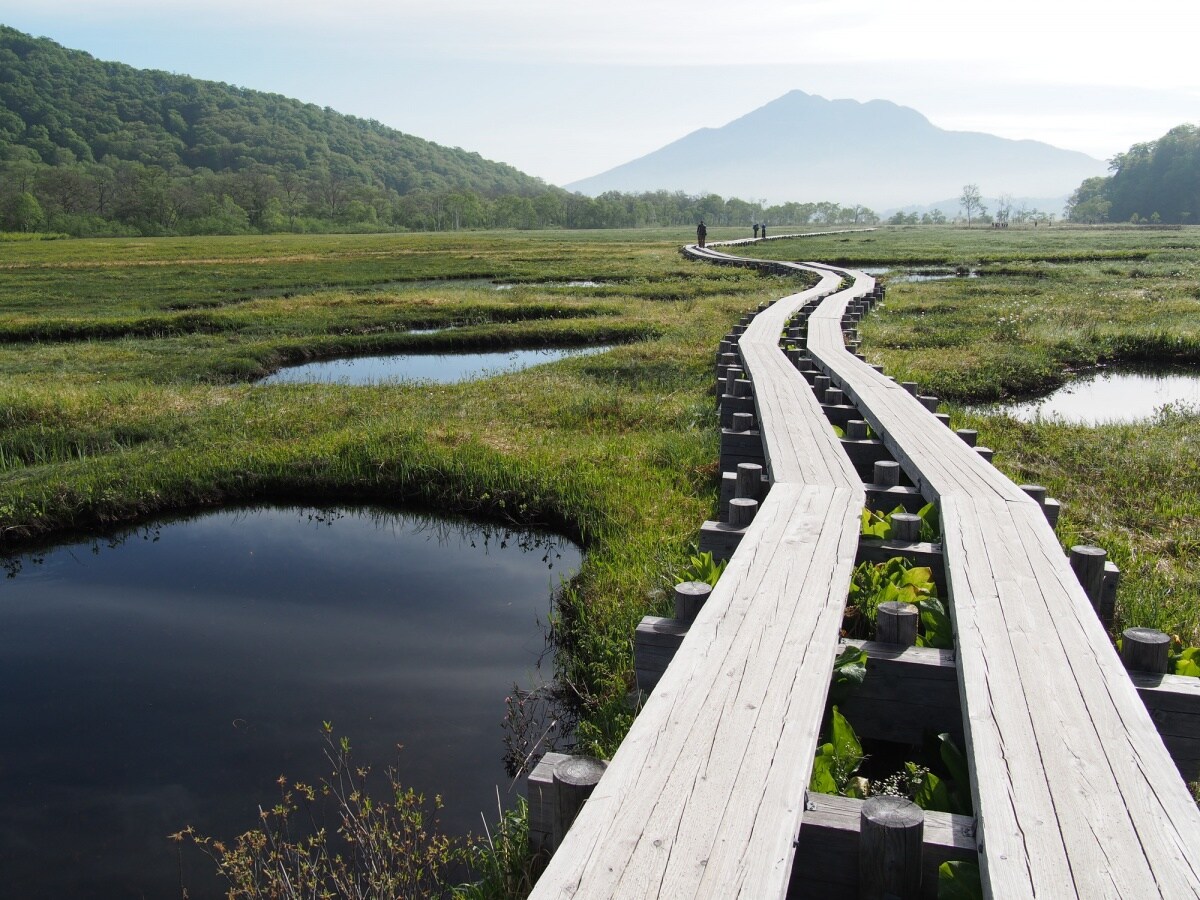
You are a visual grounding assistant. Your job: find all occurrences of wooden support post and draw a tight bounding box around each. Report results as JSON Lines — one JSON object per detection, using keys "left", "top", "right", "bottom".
{"left": 1121, "top": 628, "right": 1170, "bottom": 674}
{"left": 900, "top": 382, "right": 919, "bottom": 396}
{"left": 1069, "top": 545, "right": 1107, "bottom": 614}
{"left": 724, "top": 366, "right": 744, "bottom": 395}
{"left": 729, "top": 497, "right": 758, "bottom": 527}
{"left": 890, "top": 512, "right": 922, "bottom": 543}
{"left": 917, "top": 395, "right": 939, "bottom": 412}
{"left": 674, "top": 581, "right": 712, "bottom": 623}
{"left": 876, "top": 601, "right": 919, "bottom": 646}
{"left": 955, "top": 428, "right": 977, "bottom": 447}
{"left": 975, "top": 447, "right": 994, "bottom": 462}
{"left": 934, "top": 413, "right": 951, "bottom": 427}
{"left": 732, "top": 411, "right": 755, "bottom": 433}
{"left": 552, "top": 756, "right": 608, "bottom": 850}
{"left": 859, "top": 796, "right": 924, "bottom": 900}
{"left": 825, "top": 388, "right": 846, "bottom": 406}
{"left": 815, "top": 375, "right": 831, "bottom": 395}
{"left": 736, "top": 462, "right": 764, "bottom": 498}
{"left": 846, "top": 420, "right": 869, "bottom": 441}
{"left": 874, "top": 460, "right": 901, "bottom": 487}
{"left": 1020, "top": 484, "right": 1047, "bottom": 505}
{"left": 1100, "top": 561, "right": 1120, "bottom": 627}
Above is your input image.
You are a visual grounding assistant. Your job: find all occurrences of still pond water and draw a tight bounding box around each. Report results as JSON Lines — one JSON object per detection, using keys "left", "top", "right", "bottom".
{"left": 0, "top": 506, "right": 579, "bottom": 898}
{"left": 980, "top": 369, "right": 1200, "bottom": 424}
{"left": 259, "top": 346, "right": 609, "bottom": 386}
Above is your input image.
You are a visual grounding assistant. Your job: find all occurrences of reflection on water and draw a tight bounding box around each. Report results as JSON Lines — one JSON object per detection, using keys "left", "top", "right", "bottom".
{"left": 981, "top": 370, "right": 1200, "bottom": 424}
{"left": 0, "top": 506, "right": 580, "bottom": 898}
{"left": 258, "top": 346, "right": 610, "bottom": 386}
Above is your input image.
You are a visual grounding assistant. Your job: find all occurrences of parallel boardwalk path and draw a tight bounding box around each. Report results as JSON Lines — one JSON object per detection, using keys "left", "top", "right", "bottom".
{"left": 530, "top": 238, "right": 1200, "bottom": 899}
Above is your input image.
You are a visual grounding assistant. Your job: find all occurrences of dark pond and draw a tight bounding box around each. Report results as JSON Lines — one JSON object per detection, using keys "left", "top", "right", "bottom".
{"left": 258, "top": 346, "right": 610, "bottom": 386}
{"left": 980, "top": 369, "right": 1200, "bottom": 424}
{"left": 0, "top": 506, "right": 579, "bottom": 898}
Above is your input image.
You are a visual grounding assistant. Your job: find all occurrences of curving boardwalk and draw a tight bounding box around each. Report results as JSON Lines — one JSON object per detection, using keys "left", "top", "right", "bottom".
{"left": 529, "top": 237, "right": 1200, "bottom": 899}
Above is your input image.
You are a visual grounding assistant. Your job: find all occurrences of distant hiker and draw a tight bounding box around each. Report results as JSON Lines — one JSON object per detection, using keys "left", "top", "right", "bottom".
{"left": 753, "top": 223, "right": 760, "bottom": 239}
{"left": 697, "top": 220, "right": 707, "bottom": 248}
{"left": 761, "top": 224, "right": 768, "bottom": 239}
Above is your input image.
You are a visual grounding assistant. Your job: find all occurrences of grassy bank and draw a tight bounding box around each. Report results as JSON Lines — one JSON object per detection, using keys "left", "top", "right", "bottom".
{"left": 762, "top": 226, "right": 1200, "bottom": 642}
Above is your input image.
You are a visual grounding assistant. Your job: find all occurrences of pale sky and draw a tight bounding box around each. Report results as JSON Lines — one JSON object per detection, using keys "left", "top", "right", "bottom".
{"left": 3, "top": 1, "right": 1198, "bottom": 186}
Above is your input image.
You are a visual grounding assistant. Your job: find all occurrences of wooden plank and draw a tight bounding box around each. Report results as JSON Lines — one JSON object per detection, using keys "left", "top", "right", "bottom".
{"left": 530, "top": 483, "right": 863, "bottom": 900}
{"left": 944, "top": 494, "right": 1200, "bottom": 898}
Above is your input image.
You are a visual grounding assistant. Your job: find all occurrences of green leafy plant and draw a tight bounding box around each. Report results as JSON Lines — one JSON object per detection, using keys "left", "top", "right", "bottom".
{"left": 1168, "top": 636, "right": 1200, "bottom": 677}
{"left": 828, "top": 645, "right": 868, "bottom": 707}
{"left": 845, "top": 556, "right": 938, "bottom": 639}
{"left": 938, "top": 860, "right": 984, "bottom": 900}
{"left": 808, "top": 706, "right": 867, "bottom": 799}
{"left": 675, "top": 549, "right": 727, "bottom": 587}
{"left": 860, "top": 502, "right": 940, "bottom": 541}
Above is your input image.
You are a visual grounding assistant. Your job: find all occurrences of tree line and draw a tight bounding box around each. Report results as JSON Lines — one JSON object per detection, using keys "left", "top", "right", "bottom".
{"left": 0, "top": 150, "right": 882, "bottom": 235}
{"left": 1067, "top": 124, "right": 1200, "bottom": 224}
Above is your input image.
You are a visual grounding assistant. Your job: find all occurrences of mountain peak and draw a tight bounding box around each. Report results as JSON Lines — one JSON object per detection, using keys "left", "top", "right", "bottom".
{"left": 567, "top": 91, "right": 1105, "bottom": 207}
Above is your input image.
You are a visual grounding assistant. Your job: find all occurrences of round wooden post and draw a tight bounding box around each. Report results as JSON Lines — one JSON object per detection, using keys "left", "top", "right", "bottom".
{"left": 1069, "top": 545, "right": 1107, "bottom": 613}
{"left": 825, "top": 388, "right": 845, "bottom": 406}
{"left": 732, "top": 411, "right": 755, "bottom": 433}
{"left": 1120, "top": 627, "right": 1170, "bottom": 673}
{"left": 729, "top": 497, "right": 758, "bottom": 527}
{"left": 733, "top": 377, "right": 753, "bottom": 398}
{"left": 846, "top": 420, "right": 869, "bottom": 440}
{"left": 814, "top": 375, "right": 831, "bottom": 394}
{"left": 876, "top": 601, "right": 919, "bottom": 646}
{"left": 873, "top": 461, "right": 900, "bottom": 487}
{"left": 918, "top": 395, "right": 939, "bottom": 412}
{"left": 674, "top": 581, "right": 712, "bottom": 622}
{"left": 890, "top": 512, "right": 922, "bottom": 543}
{"left": 859, "top": 796, "right": 924, "bottom": 900}
{"left": 552, "top": 756, "right": 607, "bottom": 849}
{"left": 735, "top": 462, "right": 763, "bottom": 499}
{"left": 900, "top": 381, "right": 918, "bottom": 396}
{"left": 956, "top": 428, "right": 978, "bottom": 447}
{"left": 724, "top": 366, "right": 744, "bottom": 394}
{"left": 975, "top": 447, "right": 994, "bottom": 462}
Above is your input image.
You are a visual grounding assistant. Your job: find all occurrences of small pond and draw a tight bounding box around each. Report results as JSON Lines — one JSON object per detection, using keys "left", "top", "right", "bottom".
{"left": 0, "top": 506, "right": 579, "bottom": 898}
{"left": 861, "top": 266, "right": 977, "bottom": 283}
{"left": 979, "top": 369, "right": 1200, "bottom": 424}
{"left": 258, "top": 345, "right": 610, "bottom": 386}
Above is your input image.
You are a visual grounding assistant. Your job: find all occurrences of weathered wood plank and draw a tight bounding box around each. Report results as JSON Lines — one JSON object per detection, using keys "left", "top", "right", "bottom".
{"left": 529, "top": 483, "right": 862, "bottom": 900}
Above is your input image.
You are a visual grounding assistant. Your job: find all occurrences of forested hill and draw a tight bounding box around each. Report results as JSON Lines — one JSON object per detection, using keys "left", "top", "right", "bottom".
{"left": 0, "top": 24, "right": 554, "bottom": 233}
{"left": 1067, "top": 124, "right": 1200, "bottom": 224}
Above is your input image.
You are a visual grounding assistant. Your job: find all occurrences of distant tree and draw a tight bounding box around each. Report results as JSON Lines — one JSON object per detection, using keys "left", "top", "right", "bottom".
{"left": 4, "top": 191, "right": 44, "bottom": 231}
{"left": 996, "top": 193, "right": 1014, "bottom": 226}
{"left": 959, "top": 184, "right": 983, "bottom": 227}
{"left": 920, "top": 209, "right": 947, "bottom": 225}
{"left": 1065, "top": 177, "right": 1111, "bottom": 223}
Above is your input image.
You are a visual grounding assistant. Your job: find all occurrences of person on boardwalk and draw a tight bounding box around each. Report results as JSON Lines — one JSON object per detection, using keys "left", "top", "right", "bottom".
{"left": 753, "top": 223, "right": 760, "bottom": 239}
{"left": 697, "top": 220, "right": 707, "bottom": 248}
{"left": 761, "top": 223, "right": 767, "bottom": 239}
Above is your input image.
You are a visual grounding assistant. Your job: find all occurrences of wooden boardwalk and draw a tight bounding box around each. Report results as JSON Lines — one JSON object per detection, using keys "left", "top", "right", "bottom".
{"left": 529, "top": 238, "right": 1200, "bottom": 899}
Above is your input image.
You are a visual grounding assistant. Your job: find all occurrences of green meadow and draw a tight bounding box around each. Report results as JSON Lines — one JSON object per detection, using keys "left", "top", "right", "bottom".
{"left": 2, "top": 223, "right": 1198, "bottom": 764}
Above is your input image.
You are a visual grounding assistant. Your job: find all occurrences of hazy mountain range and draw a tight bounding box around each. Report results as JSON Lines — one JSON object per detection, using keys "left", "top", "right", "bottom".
{"left": 567, "top": 90, "right": 1108, "bottom": 210}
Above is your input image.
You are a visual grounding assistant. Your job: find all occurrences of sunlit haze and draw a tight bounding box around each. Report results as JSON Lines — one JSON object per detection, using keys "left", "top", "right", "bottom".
{"left": 3, "top": 0, "right": 1197, "bottom": 185}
